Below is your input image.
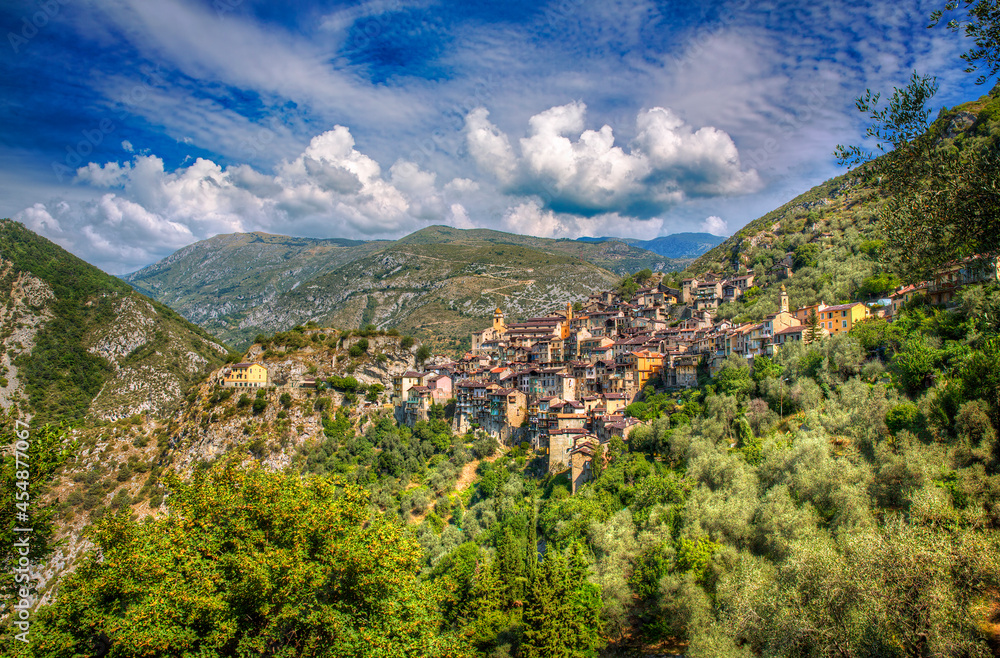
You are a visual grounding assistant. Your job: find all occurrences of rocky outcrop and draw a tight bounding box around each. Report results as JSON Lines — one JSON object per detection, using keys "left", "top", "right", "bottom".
{"left": 0, "top": 262, "right": 56, "bottom": 413}
{"left": 942, "top": 111, "right": 977, "bottom": 140}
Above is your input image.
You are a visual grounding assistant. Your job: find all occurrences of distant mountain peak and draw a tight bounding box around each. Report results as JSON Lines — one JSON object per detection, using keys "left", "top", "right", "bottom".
{"left": 577, "top": 232, "right": 726, "bottom": 259}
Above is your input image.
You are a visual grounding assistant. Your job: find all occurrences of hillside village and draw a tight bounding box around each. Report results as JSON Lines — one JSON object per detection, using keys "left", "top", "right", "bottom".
{"left": 387, "top": 255, "right": 1000, "bottom": 492}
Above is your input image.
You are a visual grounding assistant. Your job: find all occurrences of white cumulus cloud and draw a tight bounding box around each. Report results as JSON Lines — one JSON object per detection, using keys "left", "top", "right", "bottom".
{"left": 464, "top": 102, "right": 760, "bottom": 218}
{"left": 16, "top": 126, "right": 478, "bottom": 274}
{"left": 701, "top": 215, "right": 729, "bottom": 236}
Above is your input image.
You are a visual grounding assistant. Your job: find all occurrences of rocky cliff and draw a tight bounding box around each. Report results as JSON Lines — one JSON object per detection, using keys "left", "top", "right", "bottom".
{"left": 0, "top": 219, "right": 231, "bottom": 422}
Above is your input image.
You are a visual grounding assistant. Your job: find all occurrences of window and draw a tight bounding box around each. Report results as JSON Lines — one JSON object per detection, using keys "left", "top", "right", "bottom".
{"left": 842, "top": 320, "right": 847, "bottom": 328}
{"left": 841, "top": 310, "right": 847, "bottom": 317}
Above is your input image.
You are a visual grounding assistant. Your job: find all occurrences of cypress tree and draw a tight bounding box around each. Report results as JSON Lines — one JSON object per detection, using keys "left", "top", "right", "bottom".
{"left": 526, "top": 501, "right": 538, "bottom": 583}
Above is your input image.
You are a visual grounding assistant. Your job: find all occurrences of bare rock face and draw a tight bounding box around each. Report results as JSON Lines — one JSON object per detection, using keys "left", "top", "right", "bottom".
{"left": 942, "top": 111, "right": 977, "bottom": 140}
{"left": 82, "top": 292, "right": 230, "bottom": 421}
{"left": 0, "top": 261, "right": 229, "bottom": 421}
{"left": 0, "top": 262, "right": 56, "bottom": 413}
{"left": 86, "top": 295, "right": 157, "bottom": 365}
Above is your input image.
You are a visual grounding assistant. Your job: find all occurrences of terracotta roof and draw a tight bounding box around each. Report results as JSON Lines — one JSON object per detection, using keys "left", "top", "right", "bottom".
{"left": 570, "top": 438, "right": 600, "bottom": 456}
{"left": 823, "top": 302, "right": 865, "bottom": 312}
{"left": 774, "top": 325, "right": 809, "bottom": 336}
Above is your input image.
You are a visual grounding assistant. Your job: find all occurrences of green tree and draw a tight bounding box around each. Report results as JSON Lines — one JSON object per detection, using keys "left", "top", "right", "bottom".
{"left": 1, "top": 421, "right": 74, "bottom": 601}
{"left": 526, "top": 504, "right": 539, "bottom": 583}
{"left": 931, "top": 1, "right": 1000, "bottom": 85}
{"left": 892, "top": 335, "right": 942, "bottom": 394}
{"left": 715, "top": 356, "right": 752, "bottom": 399}
{"left": 806, "top": 309, "right": 823, "bottom": 344}
{"left": 836, "top": 7, "right": 1000, "bottom": 283}
{"left": 858, "top": 272, "right": 901, "bottom": 298}
{"left": 793, "top": 243, "right": 821, "bottom": 269}
{"left": 960, "top": 336, "right": 1000, "bottom": 427}
{"left": 955, "top": 399, "right": 998, "bottom": 463}
{"left": 617, "top": 276, "right": 639, "bottom": 299}
{"left": 520, "top": 544, "right": 603, "bottom": 658}
{"left": 23, "top": 463, "right": 469, "bottom": 657}
{"left": 752, "top": 355, "right": 782, "bottom": 382}
{"left": 430, "top": 542, "right": 481, "bottom": 624}
{"left": 463, "top": 558, "right": 521, "bottom": 653}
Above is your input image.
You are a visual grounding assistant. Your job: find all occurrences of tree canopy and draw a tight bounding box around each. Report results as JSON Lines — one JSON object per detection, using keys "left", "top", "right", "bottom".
{"left": 835, "top": 5, "right": 1000, "bottom": 283}
{"left": 20, "top": 463, "right": 469, "bottom": 658}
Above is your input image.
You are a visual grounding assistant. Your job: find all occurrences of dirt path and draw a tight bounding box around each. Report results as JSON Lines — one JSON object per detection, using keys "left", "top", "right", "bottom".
{"left": 406, "top": 446, "right": 507, "bottom": 524}
{"left": 454, "top": 458, "right": 482, "bottom": 492}
{"left": 455, "top": 445, "right": 506, "bottom": 492}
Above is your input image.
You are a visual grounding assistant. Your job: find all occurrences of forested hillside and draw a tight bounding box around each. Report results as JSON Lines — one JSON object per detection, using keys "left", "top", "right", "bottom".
{"left": 8, "top": 283, "right": 1000, "bottom": 656}
{"left": 639, "top": 83, "right": 1000, "bottom": 360}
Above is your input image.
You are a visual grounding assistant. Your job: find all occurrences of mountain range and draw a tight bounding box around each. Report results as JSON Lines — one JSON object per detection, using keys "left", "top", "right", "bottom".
{"left": 576, "top": 232, "right": 727, "bottom": 259}
{"left": 122, "top": 226, "right": 700, "bottom": 348}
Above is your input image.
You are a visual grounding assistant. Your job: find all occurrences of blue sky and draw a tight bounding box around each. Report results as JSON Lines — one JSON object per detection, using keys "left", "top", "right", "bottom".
{"left": 0, "top": 0, "right": 987, "bottom": 273}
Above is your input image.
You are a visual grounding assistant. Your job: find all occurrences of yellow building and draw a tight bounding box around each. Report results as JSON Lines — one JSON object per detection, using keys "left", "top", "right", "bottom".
{"left": 223, "top": 362, "right": 269, "bottom": 388}
{"left": 793, "top": 302, "right": 828, "bottom": 323}
{"left": 819, "top": 302, "right": 869, "bottom": 335}
{"left": 623, "top": 350, "right": 665, "bottom": 390}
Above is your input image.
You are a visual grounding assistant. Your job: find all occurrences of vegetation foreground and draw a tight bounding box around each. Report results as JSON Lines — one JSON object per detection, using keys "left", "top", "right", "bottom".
{"left": 3, "top": 290, "right": 1000, "bottom": 656}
